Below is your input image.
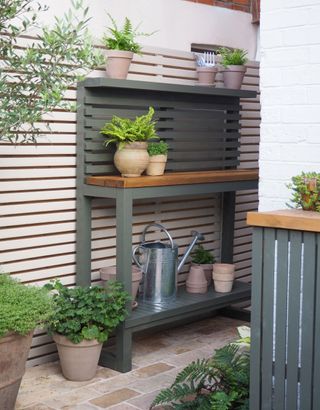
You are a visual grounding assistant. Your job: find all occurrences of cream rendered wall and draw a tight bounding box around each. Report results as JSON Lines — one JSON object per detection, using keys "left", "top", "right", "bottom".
{"left": 40, "top": 0, "right": 258, "bottom": 58}
{"left": 259, "top": 0, "right": 320, "bottom": 211}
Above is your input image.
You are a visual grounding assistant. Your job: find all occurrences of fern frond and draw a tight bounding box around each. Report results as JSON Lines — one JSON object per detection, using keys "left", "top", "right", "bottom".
{"left": 151, "top": 383, "right": 197, "bottom": 407}
{"left": 173, "top": 358, "right": 210, "bottom": 385}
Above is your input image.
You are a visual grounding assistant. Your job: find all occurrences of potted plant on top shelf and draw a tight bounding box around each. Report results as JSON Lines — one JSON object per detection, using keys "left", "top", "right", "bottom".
{"left": 100, "top": 106, "right": 159, "bottom": 177}
{"left": 147, "top": 140, "right": 169, "bottom": 176}
{"left": 102, "top": 14, "right": 155, "bottom": 79}
{"left": 0, "top": 274, "right": 52, "bottom": 409}
{"left": 287, "top": 171, "right": 320, "bottom": 212}
{"left": 46, "top": 280, "right": 130, "bottom": 381}
{"left": 219, "top": 47, "right": 248, "bottom": 90}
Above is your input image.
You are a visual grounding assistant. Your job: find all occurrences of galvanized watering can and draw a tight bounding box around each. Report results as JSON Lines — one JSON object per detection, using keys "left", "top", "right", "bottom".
{"left": 132, "top": 223, "right": 204, "bottom": 304}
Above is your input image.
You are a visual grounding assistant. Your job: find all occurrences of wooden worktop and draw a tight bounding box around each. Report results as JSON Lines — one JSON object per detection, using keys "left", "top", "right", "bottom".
{"left": 86, "top": 169, "right": 259, "bottom": 189}
{"left": 247, "top": 209, "right": 320, "bottom": 233}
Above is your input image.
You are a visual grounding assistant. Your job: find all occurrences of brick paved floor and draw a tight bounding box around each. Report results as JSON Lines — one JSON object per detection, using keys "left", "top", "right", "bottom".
{"left": 16, "top": 315, "right": 245, "bottom": 410}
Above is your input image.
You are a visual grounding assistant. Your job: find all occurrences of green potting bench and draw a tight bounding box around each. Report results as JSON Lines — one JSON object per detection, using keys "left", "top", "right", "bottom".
{"left": 76, "top": 78, "right": 258, "bottom": 372}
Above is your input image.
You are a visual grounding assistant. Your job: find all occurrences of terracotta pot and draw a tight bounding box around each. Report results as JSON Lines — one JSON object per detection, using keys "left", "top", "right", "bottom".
{"left": 0, "top": 331, "right": 33, "bottom": 410}
{"left": 186, "top": 265, "right": 208, "bottom": 294}
{"left": 221, "top": 65, "right": 247, "bottom": 89}
{"left": 105, "top": 50, "right": 134, "bottom": 79}
{"left": 212, "top": 263, "right": 235, "bottom": 293}
{"left": 53, "top": 333, "right": 102, "bottom": 381}
{"left": 146, "top": 154, "right": 167, "bottom": 176}
{"left": 197, "top": 66, "right": 218, "bottom": 86}
{"left": 114, "top": 141, "right": 149, "bottom": 177}
{"left": 191, "top": 263, "right": 213, "bottom": 285}
{"left": 100, "top": 265, "right": 142, "bottom": 301}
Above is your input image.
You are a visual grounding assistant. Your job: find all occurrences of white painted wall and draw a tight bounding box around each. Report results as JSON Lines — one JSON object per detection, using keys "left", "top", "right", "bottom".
{"left": 259, "top": 0, "right": 320, "bottom": 211}
{"left": 39, "top": 0, "right": 257, "bottom": 58}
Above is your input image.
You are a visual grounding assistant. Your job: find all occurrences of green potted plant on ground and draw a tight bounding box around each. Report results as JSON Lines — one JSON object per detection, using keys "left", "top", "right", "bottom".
{"left": 0, "top": 275, "right": 52, "bottom": 409}
{"left": 103, "top": 14, "right": 154, "bottom": 79}
{"left": 100, "top": 107, "right": 159, "bottom": 177}
{"left": 190, "top": 244, "right": 216, "bottom": 285}
{"left": 147, "top": 140, "right": 169, "bottom": 176}
{"left": 46, "top": 280, "right": 130, "bottom": 381}
{"left": 287, "top": 172, "right": 320, "bottom": 212}
{"left": 219, "top": 48, "right": 248, "bottom": 90}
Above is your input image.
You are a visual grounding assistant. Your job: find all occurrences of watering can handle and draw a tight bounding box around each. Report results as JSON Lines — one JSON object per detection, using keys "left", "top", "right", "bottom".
{"left": 141, "top": 223, "right": 174, "bottom": 249}
{"left": 132, "top": 245, "right": 144, "bottom": 269}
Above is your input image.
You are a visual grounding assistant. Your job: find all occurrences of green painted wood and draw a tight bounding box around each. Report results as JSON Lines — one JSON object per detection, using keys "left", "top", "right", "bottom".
{"left": 261, "top": 228, "right": 276, "bottom": 410}
{"left": 300, "top": 232, "right": 316, "bottom": 410}
{"left": 286, "top": 230, "right": 303, "bottom": 410}
{"left": 312, "top": 233, "right": 320, "bottom": 410}
{"left": 274, "top": 229, "right": 289, "bottom": 410}
{"left": 221, "top": 192, "right": 236, "bottom": 263}
{"left": 82, "top": 77, "right": 257, "bottom": 98}
{"left": 249, "top": 228, "right": 264, "bottom": 410}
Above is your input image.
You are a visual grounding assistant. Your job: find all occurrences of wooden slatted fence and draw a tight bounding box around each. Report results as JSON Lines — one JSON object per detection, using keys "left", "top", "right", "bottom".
{"left": 0, "top": 43, "right": 259, "bottom": 365}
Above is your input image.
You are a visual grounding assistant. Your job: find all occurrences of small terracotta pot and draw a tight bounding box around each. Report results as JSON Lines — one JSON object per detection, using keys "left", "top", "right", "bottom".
{"left": 105, "top": 50, "right": 133, "bottom": 79}
{"left": 197, "top": 66, "right": 218, "bottom": 86}
{"left": 212, "top": 263, "right": 235, "bottom": 293}
{"left": 114, "top": 141, "right": 149, "bottom": 177}
{"left": 191, "top": 263, "right": 213, "bottom": 285}
{"left": 100, "top": 265, "right": 142, "bottom": 301}
{"left": 146, "top": 154, "right": 167, "bottom": 176}
{"left": 186, "top": 265, "right": 208, "bottom": 294}
{"left": 53, "top": 333, "right": 102, "bottom": 381}
{"left": 221, "top": 65, "right": 246, "bottom": 89}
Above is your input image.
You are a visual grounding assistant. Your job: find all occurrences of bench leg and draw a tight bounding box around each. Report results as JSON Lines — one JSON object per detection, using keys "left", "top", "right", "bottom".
{"left": 76, "top": 194, "right": 92, "bottom": 286}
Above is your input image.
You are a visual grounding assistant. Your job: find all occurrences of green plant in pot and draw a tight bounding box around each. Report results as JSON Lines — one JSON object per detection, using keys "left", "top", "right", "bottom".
{"left": 190, "top": 244, "right": 216, "bottom": 286}
{"left": 0, "top": 274, "right": 52, "bottom": 409}
{"left": 219, "top": 47, "right": 248, "bottom": 90}
{"left": 103, "top": 14, "right": 155, "bottom": 79}
{"left": 147, "top": 140, "right": 169, "bottom": 176}
{"left": 46, "top": 280, "right": 130, "bottom": 381}
{"left": 100, "top": 106, "right": 159, "bottom": 177}
{"left": 287, "top": 172, "right": 320, "bottom": 212}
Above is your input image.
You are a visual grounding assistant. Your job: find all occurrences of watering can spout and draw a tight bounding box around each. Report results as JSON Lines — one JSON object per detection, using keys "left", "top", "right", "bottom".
{"left": 177, "top": 230, "right": 205, "bottom": 273}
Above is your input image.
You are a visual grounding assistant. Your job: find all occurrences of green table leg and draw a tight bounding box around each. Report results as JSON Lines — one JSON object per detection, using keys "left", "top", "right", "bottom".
{"left": 76, "top": 194, "right": 92, "bottom": 286}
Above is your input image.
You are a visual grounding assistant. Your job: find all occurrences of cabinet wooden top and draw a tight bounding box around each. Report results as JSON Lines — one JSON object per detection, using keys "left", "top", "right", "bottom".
{"left": 86, "top": 169, "right": 259, "bottom": 189}
{"left": 247, "top": 209, "right": 320, "bottom": 233}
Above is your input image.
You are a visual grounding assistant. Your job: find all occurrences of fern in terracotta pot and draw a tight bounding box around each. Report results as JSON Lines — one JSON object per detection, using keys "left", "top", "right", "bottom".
{"left": 103, "top": 14, "right": 155, "bottom": 79}
{"left": 100, "top": 107, "right": 159, "bottom": 177}
{"left": 190, "top": 245, "right": 215, "bottom": 286}
{"left": 219, "top": 48, "right": 248, "bottom": 90}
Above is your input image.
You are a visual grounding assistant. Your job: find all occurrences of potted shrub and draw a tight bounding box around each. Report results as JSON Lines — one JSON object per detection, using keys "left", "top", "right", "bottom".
{"left": 287, "top": 172, "right": 320, "bottom": 212}
{"left": 46, "top": 280, "right": 130, "bottom": 381}
{"left": 212, "top": 263, "right": 236, "bottom": 293}
{"left": 100, "top": 107, "right": 159, "bottom": 177}
{"left": 190, "top": 244, "right": 216, "bottom": 285}
{"left": 0, "top": 274, "right": 52, "bottom": 409}
{"left": 103, "top": 14, "right": 154, "bottom": 79}
{"left": 147, "top": 140, "right": 169, "bottom": 176}
{"left": 219, "top": 47, "right": 248, "bottom": 90}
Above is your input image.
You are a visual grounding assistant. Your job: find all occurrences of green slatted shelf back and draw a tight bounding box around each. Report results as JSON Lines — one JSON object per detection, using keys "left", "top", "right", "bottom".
{"left": 80, "top": 79, "right": 255, "bottom": 177}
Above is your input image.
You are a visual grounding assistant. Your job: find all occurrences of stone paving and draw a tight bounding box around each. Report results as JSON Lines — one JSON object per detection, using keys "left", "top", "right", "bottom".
{"left": 16, "top": 315, "right": 245, "bottom": 410}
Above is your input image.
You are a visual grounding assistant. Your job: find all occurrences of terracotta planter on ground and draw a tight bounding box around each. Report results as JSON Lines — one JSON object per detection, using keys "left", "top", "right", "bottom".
{"left": 186, "top": 265, "right": 208, "bottom": 294}
{"left": 100, "top": 265, "right": 142, "bottom": 302}
{"left": 105, "top": 50, "right": 134, "bottom": 79}
{"left": 114, "top": 141, "right": 149, "bottom": 177}
{"left": 0, "top": 331, "right": 33, "bottom": 410}
{"left": 197, "top": 66, "right": 217, "bottom": 86}
{"left": 212, "top": 263, "right": 235, "bottom": 293}
{"left": 146, "top": 154, "right": 167, "bottom": 176}
{"left": 221, "top": 65, "right": 246, "bottom": 89}
{"left": 53, "top": 333, "right": 102, "bottom": 381}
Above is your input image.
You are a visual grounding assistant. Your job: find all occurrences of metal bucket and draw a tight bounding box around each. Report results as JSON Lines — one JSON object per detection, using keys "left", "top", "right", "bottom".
{"left": 132, "top": 224, "right": 177, "bottom": 304}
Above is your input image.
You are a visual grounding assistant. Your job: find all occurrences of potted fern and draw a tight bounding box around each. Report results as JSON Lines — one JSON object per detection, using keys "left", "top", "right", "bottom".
{"left": 219, "top": 47, "right": 248, "bottom": 90}
{"left": 100, "top": 107, "right": 158, "bottom": 177}
{"left": 46, "top": 280, "right": 130, "bottom": 381}
{"left": 190, "top": 244, "right": 215, "bottom": 285}
{"left": 0, "top": 275, "right": 52, "bottom": 409}
{"left": 147, "top": 140, "right": 169, "bottom": 176}
{"left": 287, "top": 172, "right": 320, "bottom": 212}
{"left": 103, "top": 14, "right": 154, "bottom": 79}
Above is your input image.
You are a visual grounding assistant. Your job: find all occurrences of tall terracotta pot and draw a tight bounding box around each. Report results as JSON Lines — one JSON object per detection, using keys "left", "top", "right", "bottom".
{"left": 53, "top": 333, "right": 102, "bottom": 381}
{"left": 105, "top": 50, "right": 134, "bottom": 79}
{"left": 114, "top": 141, "right": 149, "bottom": 177}
{"left": 221, "top": 65, "right": 246, "bottom": 89}
{"left": 0, "top": 331, "right": 33, "bottom": 410}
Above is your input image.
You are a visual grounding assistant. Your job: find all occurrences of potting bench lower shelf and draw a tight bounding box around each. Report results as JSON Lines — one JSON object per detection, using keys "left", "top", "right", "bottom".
{"left": 76, "top": 169, "right": 258, "bottom": 372}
